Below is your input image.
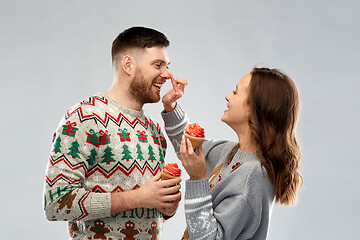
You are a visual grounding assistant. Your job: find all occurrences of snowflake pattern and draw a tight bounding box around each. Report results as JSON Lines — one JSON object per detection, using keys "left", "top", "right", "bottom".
{"left": 186, "top": 205, "right": 214, "bottom": 236}
{"left": 82, "top": 145, "right": 88, "bottom": 152}
{"left": 49, "top": 168, "right": 55, "bottom": 174}
{"left": 93, "top": 175, "right": 100, "bottom": 184}
{"left": 84, "top": 179, "right": 90, "bottom": 187}
{"left": 133, "top": 173, "right": 140, "bottom": 182}
{"left": 114, "top": 174, "right": 121, "bottom": 184}
{"left": 124, "top": 180, "right": 131, "bottom": 188}
{"left": 198, "top": 211, "right": 212, "bottom": 231}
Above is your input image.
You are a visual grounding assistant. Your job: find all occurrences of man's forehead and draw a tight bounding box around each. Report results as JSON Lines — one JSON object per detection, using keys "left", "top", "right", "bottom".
{"left": 144, "top": 46, "right": 170, "bottom": 64}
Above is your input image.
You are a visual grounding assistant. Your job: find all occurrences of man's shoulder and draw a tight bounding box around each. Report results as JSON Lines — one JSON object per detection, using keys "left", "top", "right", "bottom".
{"left": 64, "top": 93, "right": 108, "bottom": 119}
{"left": 143, "top": 111, "right": 163, "bottom": 134}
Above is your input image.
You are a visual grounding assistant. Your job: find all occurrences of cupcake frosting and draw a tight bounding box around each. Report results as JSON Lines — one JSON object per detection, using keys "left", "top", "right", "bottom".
{"left": 185, "top": 123, "right": 205, "bottom": 137}
{"left": 163, "top": 163, "right": 182, "bottom": 177}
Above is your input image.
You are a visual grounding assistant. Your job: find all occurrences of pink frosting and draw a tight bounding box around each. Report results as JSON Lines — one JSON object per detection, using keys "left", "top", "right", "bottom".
{"left": 185, "top": 123, "right": 205, "bottom": 137}
{"left": 163, "top": 163, "right": 182, "bottom": 177}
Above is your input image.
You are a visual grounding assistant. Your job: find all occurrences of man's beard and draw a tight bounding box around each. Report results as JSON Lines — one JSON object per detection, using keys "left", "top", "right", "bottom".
{"left": 128, "top": 70, "right": 160, "bottom": 104}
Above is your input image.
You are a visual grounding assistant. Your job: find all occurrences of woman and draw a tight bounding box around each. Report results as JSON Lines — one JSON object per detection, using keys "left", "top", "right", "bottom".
{"left": 161, "top": 67, "right": 303, "bottom": 240}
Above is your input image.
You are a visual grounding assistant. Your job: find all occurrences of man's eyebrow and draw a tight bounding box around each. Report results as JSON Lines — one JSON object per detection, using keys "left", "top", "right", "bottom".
{"left": 152, "top": 59, "right": 170, "bottom": 65}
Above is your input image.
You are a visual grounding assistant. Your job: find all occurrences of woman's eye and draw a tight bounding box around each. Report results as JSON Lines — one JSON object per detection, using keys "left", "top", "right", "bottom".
{"left": 233, "top": 90, "right": 236, "bottom": 94}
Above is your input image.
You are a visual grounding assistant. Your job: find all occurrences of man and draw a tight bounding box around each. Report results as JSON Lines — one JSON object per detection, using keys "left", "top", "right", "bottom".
{"left": 43, "top": 26, "right": 183, "bottom": 239}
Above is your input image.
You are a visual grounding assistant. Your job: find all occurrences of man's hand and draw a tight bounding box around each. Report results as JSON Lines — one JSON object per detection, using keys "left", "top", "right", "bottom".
{"left": 110, "top": 172, "right": 181, "bottom": 216}
{"left": 137, "top": 172, "right": 181, "bottom": 216}
{"left": 162, "top": 73, "right": 188, "bottom": 112}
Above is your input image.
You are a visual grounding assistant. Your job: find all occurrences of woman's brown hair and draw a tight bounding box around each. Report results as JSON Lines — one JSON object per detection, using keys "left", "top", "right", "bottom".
{"left": 249, "top": 67, "right": 303, "bottom": 206}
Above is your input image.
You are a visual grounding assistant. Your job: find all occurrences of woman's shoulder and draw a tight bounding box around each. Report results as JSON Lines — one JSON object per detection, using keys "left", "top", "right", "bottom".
{"left": 229, "top": 153, "right": 274, "bottom": 193}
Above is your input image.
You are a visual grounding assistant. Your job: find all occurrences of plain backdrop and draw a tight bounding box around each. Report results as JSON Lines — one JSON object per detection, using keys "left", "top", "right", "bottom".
{"left": 1, "top": 0, "right": 359, "bottom": 239}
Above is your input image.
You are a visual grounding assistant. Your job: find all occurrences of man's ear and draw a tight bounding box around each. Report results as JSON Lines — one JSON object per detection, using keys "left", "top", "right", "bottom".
{"left": 121, "top": 55, "right": 134, "bottom": 75}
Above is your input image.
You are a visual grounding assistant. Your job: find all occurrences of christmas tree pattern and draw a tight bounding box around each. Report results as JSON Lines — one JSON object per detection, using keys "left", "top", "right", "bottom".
{"left": 121, "top": 143, "right": 133, "bottom": 161}
{"left": 158, "top": 147, "right": 164, "bottom": 163}
{"left": 102, "top": 146, "right": 115, "bottom": 164}
{"left": 136, "top": 143, "right": 144, "bottom": 161}
{"left": 53, "top": 136, "right": 62, "bottom": 154}
{"left": 148, "top": 145, "right": 156, "bottom": 162}
{"left": 68, "top": 140, "right": 80, "bottom": 159}
{"left": 86, "top": 148, "right": 97, "bottom": 166}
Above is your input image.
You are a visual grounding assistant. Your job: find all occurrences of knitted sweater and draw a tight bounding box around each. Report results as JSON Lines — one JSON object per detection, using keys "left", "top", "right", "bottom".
{"left": 161, "top": 104, "right": 275, "bottom": 240}
{"left": 44, "top": 93, "right": 167, "bottom": 240}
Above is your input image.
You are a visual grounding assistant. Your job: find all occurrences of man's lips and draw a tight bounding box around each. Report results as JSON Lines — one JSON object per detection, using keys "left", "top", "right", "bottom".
{"left": 153, "top": 82, "right": 165, "bottom": 91}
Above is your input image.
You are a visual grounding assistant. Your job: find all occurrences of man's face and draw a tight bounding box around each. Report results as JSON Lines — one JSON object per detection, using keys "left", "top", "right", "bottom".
{"left": 128, "top": 46, "right": 170, "bottom": 104}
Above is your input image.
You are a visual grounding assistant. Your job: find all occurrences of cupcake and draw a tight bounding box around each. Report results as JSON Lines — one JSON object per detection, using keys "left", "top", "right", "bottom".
{"left": 184, "top": 123, "right": 205, "bottom": 148}
{"left": 161, "top": 163, "right": 182, "bottom": 180}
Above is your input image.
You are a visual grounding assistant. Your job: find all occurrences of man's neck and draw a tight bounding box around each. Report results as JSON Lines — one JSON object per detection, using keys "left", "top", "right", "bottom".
{"left": 106, "top": 85, "right": 143, "bottom": 111}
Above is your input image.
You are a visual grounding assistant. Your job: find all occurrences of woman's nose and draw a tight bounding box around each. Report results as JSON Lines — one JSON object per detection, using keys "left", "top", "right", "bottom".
{"left": 225, "top": 94, "right": 230, "bottom": 102}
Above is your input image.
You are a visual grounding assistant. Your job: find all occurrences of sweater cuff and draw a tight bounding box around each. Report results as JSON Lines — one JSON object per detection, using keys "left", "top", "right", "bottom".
{"left": 87, "top": 192, "right": 111, "bottom": 219}
{"left": 161, "top": 104, "right": 186, "bottom": 128}
{"left": 185, "top": 178, "right": 210, "bottom": 199}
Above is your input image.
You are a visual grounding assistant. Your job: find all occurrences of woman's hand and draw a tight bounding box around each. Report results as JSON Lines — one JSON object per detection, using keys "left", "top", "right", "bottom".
{"left": 162, "top": 73, "right": 188, "bottom": 112}
{"left": 180, "top": 136, "right": 207, "bottom": 180}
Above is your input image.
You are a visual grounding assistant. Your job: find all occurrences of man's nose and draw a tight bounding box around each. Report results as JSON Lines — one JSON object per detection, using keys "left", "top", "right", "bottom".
{"left": 160, "top": 69, "right": 170, "bottom": 79}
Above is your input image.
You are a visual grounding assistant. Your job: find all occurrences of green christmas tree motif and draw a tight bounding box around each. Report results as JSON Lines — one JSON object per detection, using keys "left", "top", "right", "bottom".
{"left": 148, "top": 145, "right": 156, "bottom": 162}
{"left": 86, "top": 148, "right": 97, "bottom": 166}
{"left": 136, "top": 143, "right": 144, "bottom": 161}
{"left": 121, "top": 143, "right": 133, "bottom": 161}
{"left": 53, "top": 136, "right": 62, "bottom": 153}
{"left": 158, "top": 147, "right": 164, "bottom": 163}
{"left": 68, "top": 140, "right": 80, "bottom": 159}
{"left": 102, "top": 146, "right": 115, "bottom": 164}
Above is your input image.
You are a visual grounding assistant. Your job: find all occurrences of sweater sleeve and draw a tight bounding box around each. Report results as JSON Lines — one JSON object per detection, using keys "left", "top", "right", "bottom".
{"left": 184, "top": 178, "right": 255, "bottom": 240}
{"left": 43, "top": 106, "right": 111, "bottom": 222}
{"left": 161, "top": 104, "right": 227, "bottom": 167}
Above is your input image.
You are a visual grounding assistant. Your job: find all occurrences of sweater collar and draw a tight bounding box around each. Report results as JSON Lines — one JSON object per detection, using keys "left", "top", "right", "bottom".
{"left": 100, "top": 92, "right": 145, "bottom": 118}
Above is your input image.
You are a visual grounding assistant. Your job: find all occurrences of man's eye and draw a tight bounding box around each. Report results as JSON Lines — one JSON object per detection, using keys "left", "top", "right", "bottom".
{"left": 233, "top": 90, "right": 236, "bottom": 94}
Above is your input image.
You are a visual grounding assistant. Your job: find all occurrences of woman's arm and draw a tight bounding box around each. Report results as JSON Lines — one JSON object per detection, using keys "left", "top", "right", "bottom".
{"left": 184, "top": 178, "right": 254, "bottom": 240}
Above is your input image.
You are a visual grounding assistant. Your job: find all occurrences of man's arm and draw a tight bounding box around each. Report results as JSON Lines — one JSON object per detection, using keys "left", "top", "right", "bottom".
{"left": 43, "top": 112, "right": 111, "bottom": 222}
{"left": 111, "top": 172, "right": 181, "bottom": 216}
{"left": 44, "top": 115, "right": 181, "bottom": 222}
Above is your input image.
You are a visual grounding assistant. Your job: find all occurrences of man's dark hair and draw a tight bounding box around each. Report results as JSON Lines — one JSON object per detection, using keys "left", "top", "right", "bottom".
{"left": 111, "top": 26, "right": 170, "bottom": 63}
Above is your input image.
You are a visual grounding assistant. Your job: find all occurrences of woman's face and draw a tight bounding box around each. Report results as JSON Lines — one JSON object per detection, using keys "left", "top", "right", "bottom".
{"left": 221, "top": 73, "right": 252, "bottom": 128}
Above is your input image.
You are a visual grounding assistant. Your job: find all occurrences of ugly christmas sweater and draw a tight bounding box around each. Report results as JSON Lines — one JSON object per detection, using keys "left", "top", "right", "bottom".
{"left": 162, "top": 104, "right": 275, "bottom": 240}
{"left": 44, "top": 93, "right": 167, "bottom": 240}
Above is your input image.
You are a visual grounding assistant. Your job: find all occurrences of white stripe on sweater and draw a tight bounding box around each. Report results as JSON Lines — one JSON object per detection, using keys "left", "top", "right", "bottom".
{"left": 185, "top": 202, "right": 213, "bottom": 214}
{"left": 164, "top": 113, "right": 189, "bottom": 131}
{"left": 185, "top": 195, "right": 212, "bottom": 205}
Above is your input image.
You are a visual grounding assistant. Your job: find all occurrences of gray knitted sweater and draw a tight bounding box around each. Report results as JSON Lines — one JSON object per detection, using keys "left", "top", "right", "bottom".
{"left": 161, "top": 104, "right": 275, "bottom": 240}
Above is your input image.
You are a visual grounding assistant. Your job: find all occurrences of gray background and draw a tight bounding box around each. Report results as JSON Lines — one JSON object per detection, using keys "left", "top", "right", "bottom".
{"left": 1, "top": 0, "right": 359, "bottom": 239}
